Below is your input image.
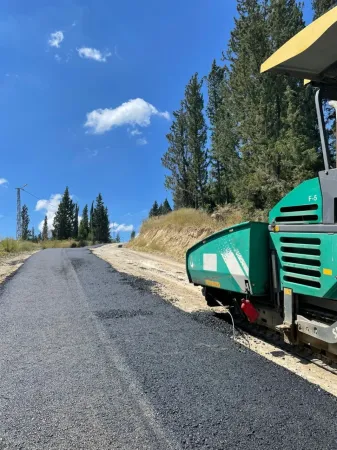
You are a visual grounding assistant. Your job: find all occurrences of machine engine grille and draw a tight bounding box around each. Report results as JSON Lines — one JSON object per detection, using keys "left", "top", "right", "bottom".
{"left": 280, "top": 236, "right": 321, "bottom": 289}
{"left": 275, "top": 204, "right": 318, "bottom": 223}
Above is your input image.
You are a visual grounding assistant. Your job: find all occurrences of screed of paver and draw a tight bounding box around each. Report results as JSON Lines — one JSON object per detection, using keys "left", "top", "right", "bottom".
{"left": 93, "top": 244, "right": 337, "bottom": 397}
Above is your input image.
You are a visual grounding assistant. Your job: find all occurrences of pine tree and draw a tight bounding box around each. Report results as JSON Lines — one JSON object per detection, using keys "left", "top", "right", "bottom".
{"left": 207, "top": 60, "right": 227, "bottom": 205}
{"left": 265, "top": 0, "right": 319, "bottom": 207}
{"left": 312, "top": 0, "right": 336, "bottom": 19}
{"left": 185, "top": 73, "right": 208, "bottom": 208}
{"left": 116, "top": 233, "right": 121, "bottom": 243}
{"left": 226, "top": 0, "right": 319, "bottom": 213}
{"left": 162, "top": 104, "right": 195, "bottom": 208}
{"left": 130, "top": 230, "right": 136, "bottom": 240}
{"left": 42, "top": 215, "right": 48, "bottom": 240}
{"left": 92, "top": 194, "right": 110, "bottom": 243}
{"left": 53, "top": 187, "right": 74, "bottom": 240}
{"left": 31, "top": 227, "right": 35, "bottom": 242}
{"left": 149, "top": 201, "right": 159, "bottom": 217}
{"left": 160, "top": 0, "right": 322, "bottom": 214}
{"left": 21, "top": 205, "right": 30, "bottom": 240}
{"left": 225, "top": 0, "right": 270, "bottom": 211}
{"left": 78, "top": 204, "right": 89, "bottom": 240}
{"left": 72, "top": 204, "right": 79, "bottom": 239}
{"left": 211, "top": 76, "right": 238, "bottom": 206}
{"left": 161, "top": 199, "right": 172, "bottom": 215}
{"left": 38, "top": 232, "right": 42, "bottom": 241}
{"left": 273, "top": 86, "right": 319, "bottom": 186}
{"left": 89, "top": 201, "right": 94, "bottom": 240}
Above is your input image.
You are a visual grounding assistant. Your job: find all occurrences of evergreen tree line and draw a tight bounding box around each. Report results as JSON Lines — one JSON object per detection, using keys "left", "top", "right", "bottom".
{"left": 20, "top": 187, "right": 111, "bottom": 243}
{"left": 162, "top": 0, "right": 335, "bottom": 217}
{"left": 52, "top": 187, "right": 110, "bottom": 243}
{"left": 149, "top": 199, "right": 172, "bottom": 218}
{"left": 20, "top": 204, "right": 47, "bottom": 242}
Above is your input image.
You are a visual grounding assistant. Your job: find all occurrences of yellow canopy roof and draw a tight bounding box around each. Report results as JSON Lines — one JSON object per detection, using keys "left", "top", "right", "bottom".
{"left": 261, "top": 6, "right": 337, "bottom": 84}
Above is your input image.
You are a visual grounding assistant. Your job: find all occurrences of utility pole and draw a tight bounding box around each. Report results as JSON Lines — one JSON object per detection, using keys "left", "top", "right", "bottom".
{"left": 15, "top": 184, "right": 27, "bottom": 240}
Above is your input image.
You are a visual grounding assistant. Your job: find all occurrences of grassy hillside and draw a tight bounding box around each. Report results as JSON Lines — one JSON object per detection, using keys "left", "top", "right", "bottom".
{"left": 127, "top": 206, "right": 245, "bottom": 262}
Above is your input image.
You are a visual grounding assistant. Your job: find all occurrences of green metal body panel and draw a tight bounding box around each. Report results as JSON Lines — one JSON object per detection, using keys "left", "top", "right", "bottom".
{"left": 186, "top": 222, "right": 269, "bottom": 296}
{"left": 269, "top": 178, "right": 322, "bottom": 224}
{"left": 268, "top": 177, "right": 337, "bottom": 300}
{"left": 186, "top": 179, "right": 337, "bottom": 303}
{"left": 270, "top": 231, "right": 337, "bottom": 299}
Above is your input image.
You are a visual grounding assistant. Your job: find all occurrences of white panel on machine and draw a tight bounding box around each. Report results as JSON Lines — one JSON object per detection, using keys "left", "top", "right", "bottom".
{"left": 203, "top": 254, "right": 217, "bottom": 272}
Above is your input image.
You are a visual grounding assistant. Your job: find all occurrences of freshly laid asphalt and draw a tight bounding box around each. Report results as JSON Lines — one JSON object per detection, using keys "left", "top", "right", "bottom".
{"left": 0, "top": 248, "right": 337, "bottom": 449}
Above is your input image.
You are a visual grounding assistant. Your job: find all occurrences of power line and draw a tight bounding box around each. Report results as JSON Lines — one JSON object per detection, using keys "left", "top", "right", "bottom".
{"left": 21, "top": 188, "right": 40, "bottom": 200}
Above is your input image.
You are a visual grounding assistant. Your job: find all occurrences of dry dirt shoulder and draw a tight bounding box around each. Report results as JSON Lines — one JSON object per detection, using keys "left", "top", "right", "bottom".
{"left": 93, "top": 243, "right": 337, "bottom": 398}
{"left": 0, "top": 252, "right": 38, "bottom": 285}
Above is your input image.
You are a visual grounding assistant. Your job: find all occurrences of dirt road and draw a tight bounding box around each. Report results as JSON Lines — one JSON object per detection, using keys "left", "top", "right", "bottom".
{"left": 93, "top": 244, "right": 337, "bottom": 397}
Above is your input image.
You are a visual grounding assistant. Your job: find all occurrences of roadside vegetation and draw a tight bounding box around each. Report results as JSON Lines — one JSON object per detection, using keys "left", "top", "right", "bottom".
{"left": 0, "top": 239, "right": 40, "bottom": 256}
{"left": 0, "top": 238, "right": 88, "bottom": 257}
{"left": 132, "top": 2, "right": 334, "bottom": 261}
{"left": 1, "top": 187, "right": 114, "bottom": 257}
{"left": 128, "top": 206, "right": 244, "bottom": 261}
{"left": 4, "top": 186, "right": 115, "bottom": 258}
{"left": 150, "top": 1, "right": 334, "bottom": 221}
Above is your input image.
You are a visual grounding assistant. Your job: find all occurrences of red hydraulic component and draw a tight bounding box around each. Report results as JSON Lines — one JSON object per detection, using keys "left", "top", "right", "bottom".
{"left": 241, "top": 299, "right": 259, "bottom": 323}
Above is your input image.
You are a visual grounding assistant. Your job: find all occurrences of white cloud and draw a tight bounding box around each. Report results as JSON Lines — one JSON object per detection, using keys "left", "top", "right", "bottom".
{"left": 129, "top": 128, "right": 142, "bottom": 136}
{"left": 48, "top": 31, "right": 64, "bottom": 48}
{"left": 55, "top": 54, "right": 61, "bottom": 63}
{"left": 137, "top": 137, "right": 148, "bottom": 146}
{"left": 85, "top": 98, "right": 170, "bottom": 134}
{"left": 35, "top": 194, "right": 62, "bottom": 232}
{"left": 110, "top": 222, "right": 134, "bottom": 233}
{"left": 85, "top": 148, "right": 99, "bottom": 158}
{"left": 114, "top": 45, "right": 123, "bottom": 61}
{"left": 0, "top": 178, "right": 8, "bottom": 186}
{"left": 77, "top": 47, "right": 111, "bottom": 62}
{"left": 128, "top": 128, "right": 148, "bottom": 145}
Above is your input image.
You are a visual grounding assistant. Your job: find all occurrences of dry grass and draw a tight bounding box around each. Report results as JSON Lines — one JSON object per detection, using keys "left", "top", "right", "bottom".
{"left": 0, "top": 239, "right": 40, "bottom": 256}
{"left": 141, "top": 206, "right": 244, "bottom": 234}
{"left": 40, "top": 240, "right": 81, "bottom": 249}
{"left": 128, "top": 206, "right": 245, "bottom": 262}
{"left": 0, "top": 238, "right": 87, "bottom": 257}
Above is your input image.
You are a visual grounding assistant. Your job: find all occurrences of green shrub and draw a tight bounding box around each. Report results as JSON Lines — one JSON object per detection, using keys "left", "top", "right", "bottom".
{"left": 0, "top": 238, "right": 18, "bottom": 253}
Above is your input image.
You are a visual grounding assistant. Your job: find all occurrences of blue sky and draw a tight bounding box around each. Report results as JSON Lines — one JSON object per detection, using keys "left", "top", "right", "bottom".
{"left": 0, "top": 0, "right": 314, "bottom": 240}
